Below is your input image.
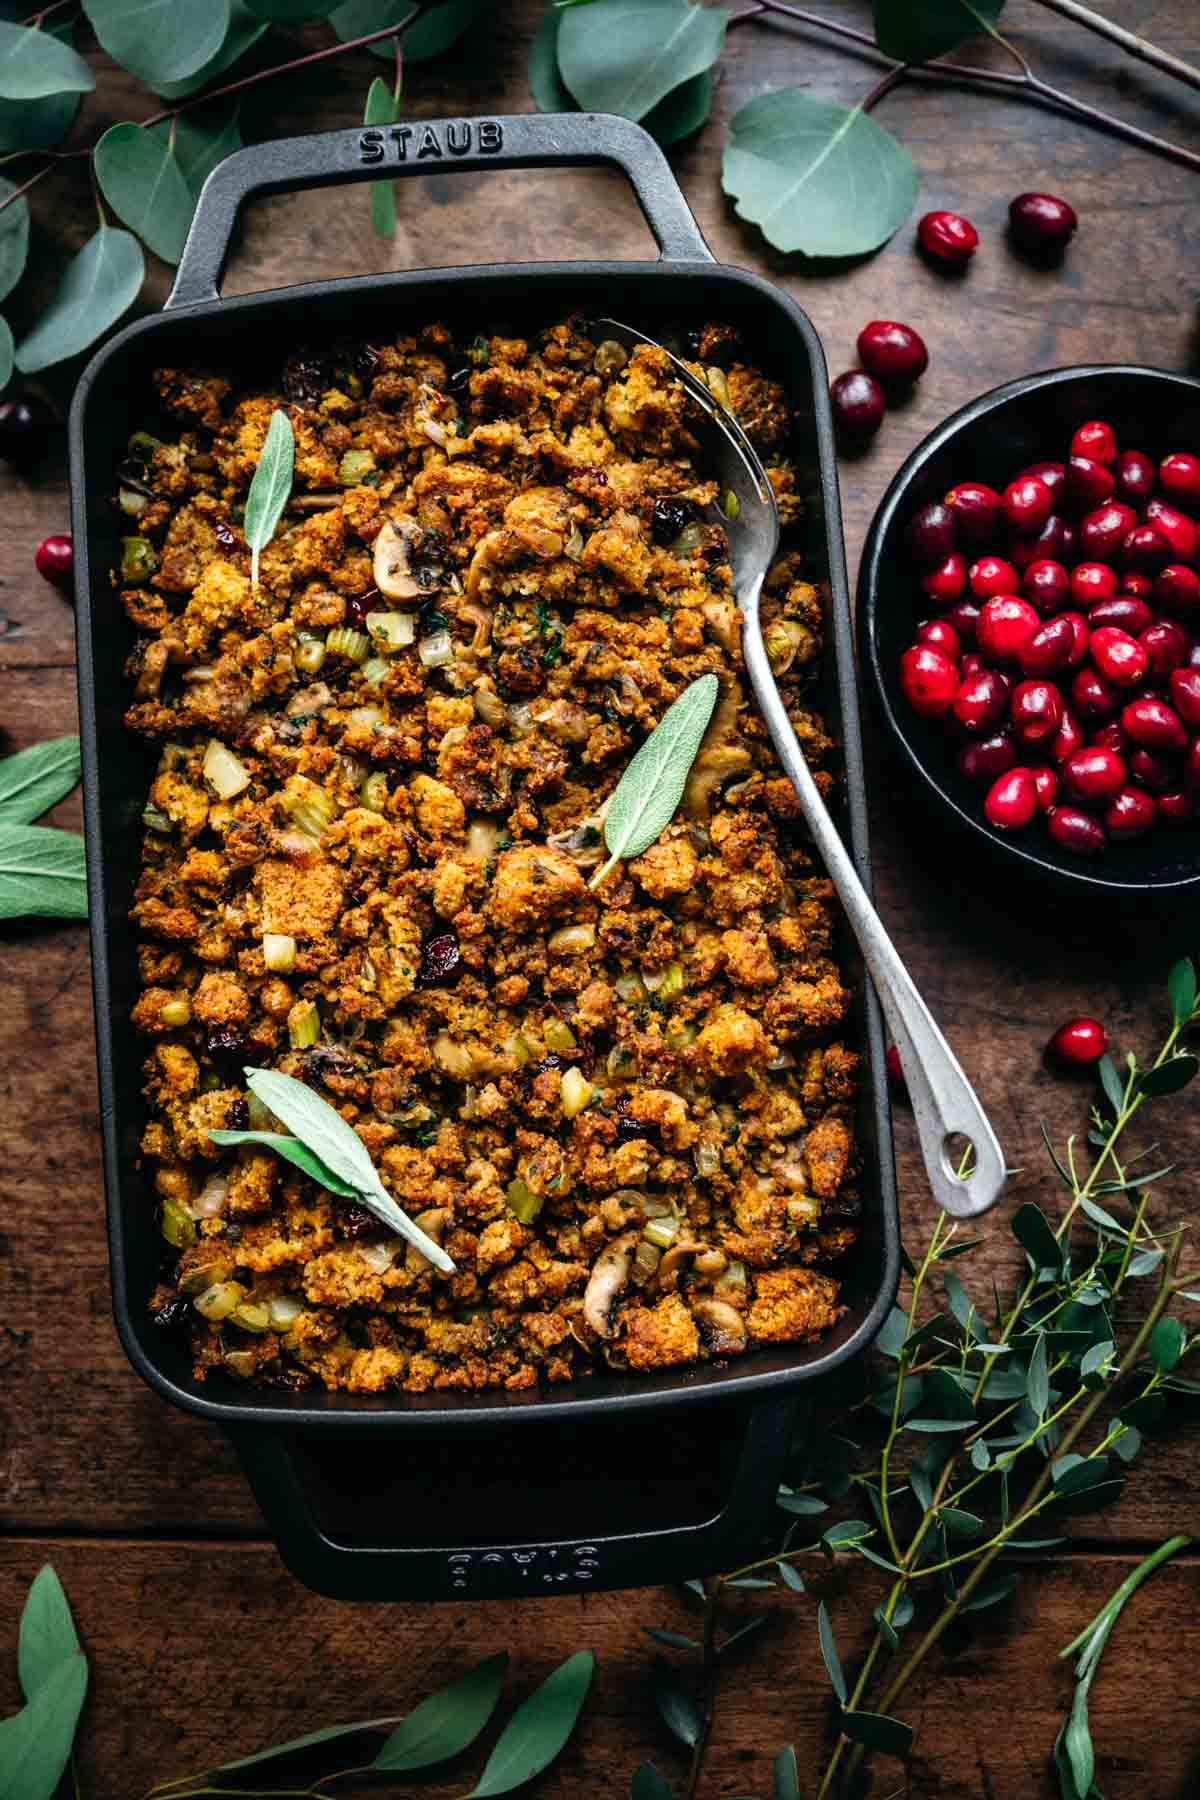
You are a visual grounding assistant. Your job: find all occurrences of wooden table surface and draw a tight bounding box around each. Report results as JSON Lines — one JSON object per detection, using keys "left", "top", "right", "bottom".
{"left": 3, "top": 4, "right": 1200, "bottom": 1796}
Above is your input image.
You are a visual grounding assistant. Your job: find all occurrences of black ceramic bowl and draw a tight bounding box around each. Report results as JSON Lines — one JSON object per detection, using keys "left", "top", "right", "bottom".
{"left": 859, "top": 365, "right": 1200, "bottom": 899}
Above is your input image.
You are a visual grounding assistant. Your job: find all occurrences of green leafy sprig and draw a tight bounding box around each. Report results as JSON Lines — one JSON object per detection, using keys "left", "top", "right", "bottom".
{"left": 0, "top": 736, "right": 87, "bottom": 922}
{"left": 589, "top": 672, "right": 718, "bottom": 893}
{"left": 0, "top": 1565, "right": 88, "bottom": 1800}
{"left": 243, "top": 406, "right": 295, "bottom": 591}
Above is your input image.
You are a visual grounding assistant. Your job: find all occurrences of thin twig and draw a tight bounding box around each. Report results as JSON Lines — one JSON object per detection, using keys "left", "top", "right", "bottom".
{"left": 684, "top": 1581, "right": 721, "bottom": 1800}
{"left": 1031, "top": 0, "right": 1200, "bottom": 95}
{"left": 22, "top": 0, "right": 76, "bottom": 24}
{"left": 859, "top": 64, "right": 907, "bottom": 113}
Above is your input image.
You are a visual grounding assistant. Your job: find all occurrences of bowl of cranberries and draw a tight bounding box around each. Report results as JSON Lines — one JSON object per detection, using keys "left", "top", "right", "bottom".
{"left": 859, "top": 366, "right": 1200, "bottom": 894}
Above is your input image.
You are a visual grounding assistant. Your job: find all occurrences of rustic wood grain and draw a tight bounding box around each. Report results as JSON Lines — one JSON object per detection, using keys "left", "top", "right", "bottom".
{"left": 2, "top": 4, "right": 1200, "bottom": 1795}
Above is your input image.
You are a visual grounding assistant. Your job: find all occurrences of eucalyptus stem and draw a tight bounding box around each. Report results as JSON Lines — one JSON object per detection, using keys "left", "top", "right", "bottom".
{"left": 684, "top": 1580, "right": 721, "bottom": 1800}
{"left": 1058, "top": 1533, "right": 1190, "bottom": 1662}
{"left": 1030, "top": 0, "right": 1200, "bottom": 94}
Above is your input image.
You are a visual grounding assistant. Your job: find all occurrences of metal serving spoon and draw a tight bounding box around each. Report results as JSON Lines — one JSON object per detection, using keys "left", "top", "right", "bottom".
{"left": 599, "top": 318, "right": 1005, "bottom": 1221}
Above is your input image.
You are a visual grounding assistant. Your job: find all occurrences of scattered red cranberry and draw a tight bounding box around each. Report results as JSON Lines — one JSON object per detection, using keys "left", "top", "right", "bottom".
{"left": 918, "top": 209, "right": 978, "bottom": 267}
{"left": 985, "top": 767, "right": 1038, "bottom": 830}
{"left": 1046, "top": 1017, "right": 1107, "bottom": 1067}
{"left": 856, "top": 320, "right": 928, "bottom": 384}
{"left": 886, "top": 1044, "right": 908, "bottom": 1097}
{"left": 1155, "top": 564, "right": 1200, "bottom": 613}
{"left": 900, "top": 644, "right": 959, "bottom": 717}
{"left": 35, "top": 533, "right": 73, "bottom": 588}
{"left": 1087, "top": 595, "right": 1152, "bottom": 636}
{"left": 830, "top": 370, "right": 885, "bottom": 445}
{"left": 945, "top": 482, "right": 1002, "bottom": 543}
{"left": 1115, "top": 450, "right": 1155, "bottom": 505}
{"left": 1008, "top": 191, "right": 1078, "bottom": 257}
{"left": 1031, "top": 765, "right": 1059, "bottom": 811}
{"left": 1159, "top": 451, "right": 1200, "bottom": 505}
{"left": 969, "top": 554, "right": 1019, "bottom": 600}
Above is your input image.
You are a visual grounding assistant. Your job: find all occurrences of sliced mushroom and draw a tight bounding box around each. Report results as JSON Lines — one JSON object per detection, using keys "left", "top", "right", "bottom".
{"left": 373, "top": 515, "right": 438, "bottom": 601}
{"left": 406, "top": 1207, "right": 451, "bottom": 1274}
{"left": 457, "top": 600, "right": 493, "bottom": 657}
{"left": 583, "top": 1230, "right": 638, "bottom": 1339}
{"left": 683, "top": 676, "right": 752, "bottom": 819}
{"left": 655, "top": 1238, "right": 703, "bottom": 1292}
{"left": 691, "top": 1297, "right": 748, "bottom": 1355}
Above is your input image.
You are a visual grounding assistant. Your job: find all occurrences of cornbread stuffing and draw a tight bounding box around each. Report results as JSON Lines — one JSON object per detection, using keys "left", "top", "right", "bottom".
{"left": 123, "top": 314, "right": 862, "bottom": 1393}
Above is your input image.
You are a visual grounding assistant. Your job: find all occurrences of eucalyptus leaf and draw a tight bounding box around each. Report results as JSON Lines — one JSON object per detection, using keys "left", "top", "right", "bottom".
{"left": 1012, "top": 1201, "right": 1062, "bottom": 1273}
{"left": 1119, "top": 1392, "right": 1165, "bottom": 1430}
{"left": 364, "top": 77, "right": 398, "bottom": 239}
{"left": 632, "top": 1765, "right": 674, "bottom": 1800}
{"left": 155, "top": 1, "right": 268, "bottom": 98}
{"left": 872, "top": 0, "right": 1003, "bottom": 62}
{"left": 246, "top": 0, "right": 331, "bottom": 17}
{"left": 373, "top": 1653, "right": 507, "bottom": 1772}
{"left": 652, "top": 1666, "right": 700, "bottom": 1747}
{"left": 0, "top": 85, "right": 78, "bottom": 154}
{"left": 1148, "top": 1315, "right": 1185, "bottom": 1371}
{"left": 83, "top": 0, "right": 232, "bottom": 88}
{"left": 776, "top": 1492, "right": 827, "bottom": 1516}
{"left": 591, "top": 674, "right": 718, "bottom": 888}
{"left": 776, "top": 1562, "right": 805, "bottom": 1592}
{"left": 1168, "top": 955, "right": 1197, "bottom": 1024}
{"left": 243, "top": 408, "right": 294, "bottom": 590}
{"left": 838, "top": 1709, "right": 913, "bottom": 1757}
{"left": 217, "top": 1712, "right": 415, "bottom": 1775}
{"left": 943, "top": 1268, "right": 979, "bottom": 1338}
{"left": 821, "top": 1518, "right": 873, "bottom": 1550}
{"left": 816, "top": 1601, "right": 846, "bottom": 1704}
{"left": 923, "top": 1367, "right": 974, "bottom": 1421}
{"left": 1112, "top": 1423, "right": 1141, "bottom": 1464}
{"left": 208, "top": 1129, "right": 361, "bottom": 1197}
{"left": 874, "top": 1609, "right": 899, "bottom": 1652}
{"left": 962, "top": 1573, "right": 1019, "bottom": 1614}
{"left": 468, "top": 1651, "right": 594, "bottom": 1797}
{"left": 773, "top": 1745, "right": 800, "bottom": 1800}
{"left": 94, "top": 123, "right": 194, "bottom": 265}
{"left": 558, "top": 0, "right": 727, "bottom": 122}
{"left": 641, "top": 1627, "right": 700, "bottom": 1650}
{"left": 15, "top": 225, "right": 144, "bottom": 373}
{"left": 0, "top": 317, "right": 13, "bottom": 395}
{"left": 1064, "top": 1680, "right": 1094, "bottom": 1799}
{"left": 1138, "top": 1055, "right": 1199, "bottom": 1099}
{"left": 875, "top": 1304, "right": 908, "bottom": 1360}
{"left": 331, "top": 0, "right": 485, "bottom": 63}
{"left": 0, "top": 175, "right": 28, "bottom": 303}
{"left": 1126, "top": 1248, "right": 1164, "bottom": 1277}
{"left": 1097, "top": 1052, "right": 1125, "bottom": 1118}
{"left": 169, "top": 112, "right": 244, "bottom": 201}
{"left": 0, "top": 20, "right": 94, "bottom": 98}
{"left": 0, "top": 824, "right": 87, "bottom": 920}
{"left": 644, "top": 70, "right": 712, "bottom": 145}
{"left": 940, "top": 1506, "right": 984, "bottom": 1540}
{"left": 18, "top": 1567, "right": 80, "bottom": 1701}
{"left": 0, "top": 1652, "right": 88, "bottom": 1800}
{"left": 1027, "top": 1333, "right": 1049, "bottom": 1417}
{"left": 723, "top": 89, "right": 918, "bottom": 258}
{"left": 528, "top": 8, "right": 570, "bottom": 110}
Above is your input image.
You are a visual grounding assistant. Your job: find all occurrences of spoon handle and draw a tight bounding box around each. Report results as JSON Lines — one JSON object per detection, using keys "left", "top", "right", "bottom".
{"left": 742, "top": 611, "right": 1006, "bottom": 1220}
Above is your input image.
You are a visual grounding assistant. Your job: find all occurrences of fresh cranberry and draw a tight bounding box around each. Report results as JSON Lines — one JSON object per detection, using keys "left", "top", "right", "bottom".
{"left": 1119, "top": 572, "right": 1154, "bottom": 601}
{"left": 945, "top": 598, "right": 981, "bottom": 644}
{"left": 1010, "top": 515, "right": 1068, "bottom": 570}
{"left": 1089, "top": 626, "right": 1148, "bottom": 688}
{"left": 953, "top": 666, "right": 1009, "bottom": 733}
{"left": 1070, "top": 563, "right": 1119, "bottom": 608}
{"left": 907, "top": 502, "right": 958, "bottom": 567}
{"left": 1121, "top": 695, "right": 1188, "bottom": 751}
{"left": 1169, "top": 666, "right": 1200, "bottom": 726}
{"left": 1018, "top": 460, "right": 1066, "bottom": 500}
{"left": 34, "top": 533, "right": 73, "bottom": 588}
{"left": 985, "top": 767, "right": 1038, "bottom": 830}
{"left": 1115, "top": 449, "right": 1156, "bottom": 505}
{"left": 977, "top": 594, "right": 1039, "bottom": 663}
{"left": 1090, "top": 722, "right": 1127, "bottom": 757}
{"left": 1087, "top": 595, "right": 1153, "bottom": 635}
{"left": 831, "top": 370, "right": 885, "bottom": 444}
{"left": 1186, "top": 739, "right": 1200, "bottom": 789}
{"left": 1129, "top": 747, "right": 1177, "bottom": 792}
{"left": 1047, "top": 1017, "right": 1107, "bottom": 1067}
{"left": 1145, "top": 498, "right": 1198, "bottom": 563}
{"left": 918, "top": 209, "right": 978, "bottom": 266}
{"left": 1063, "top": 746, "right": 1126, "bottom": 806}
{"left": 1187, "top": 641, "right": 1200, "bottom": 669}
{"left": 1155, "top": 564, "right": 1200, "bottom": 612}
{"left": 1003, "top": 474, "right": 1054, "bottom": 536}
{"left": 1080, "top": 501, "right": 1137, "bottom": 561}
{"left": 1023, "top": 559, "right": 1070, "bottom": 613}
{"left": 1011, "top": 679, "right": 1063, "bottom": 749}
{"left": 886, "top": 1044, "right": 909, "bottom": 1096}
{"left": 900, "top": 644, "right": 960, "bottom": 717}
{"left": 921, "top": 552, "right": 968, "bottom": 605}
{"left": 916, "top": 619, "right": 961, "bottom": 660}
{"left": 1072, "top": 666, "right": 1118, "bottom": 721}
{"left": 1141, "top": 620, "right": 1189, "bottom": 678}
{"left": 857, "top": 320, "right": 928, "bottom": 383}
{"left": 1009, "top": 191, "right": 1078, "bottom": 256}
{"left": 960, "top": 651, "right": 984, "bottom": 676}
{"left": 1158, "top": 788, "right": 1194, "bottom": 821}
{"left": 1052, "top": 708, "right": 1085, "bottom": 764}
{"left": 1064, "top": 455, "right": 1114, "bottom": 509}
{"left": 1048, "top": 806, "right": 1107, "bottom": 856}
{"left": 944, "top": 482, "right": 1003, "bottom": 544}
{"left": 1071, "top": 421, "right": 1118, "bottom": 467}
{"left": 1020, "top": 615, "right": 1075, "bottom": 677}
{"left": 959, "top": 732, "right": 1016, "bottom": 784}
{"left": 1031, "top": 765, "right": 1059, "bottom": 811}
{"left": 418, "top": 931, "right": 462, "bottom": 986}
{"left": 1060, "top": 521, "right": 1079, "bottom": 563}
{"left": 1106, "top": 787, "right": 1156, "bottom": 839}
{"left": 1121, "top": 524, "right": 1171, "bottom": 573}
{"left": 1062, "top": 612, "right": 1091, "bottom": 665}
{"left": 1159, "top": 452, "right": 1200, "bottom": 506}
{"left": 969, "top": 555, "right": 1020, "bottom": 600}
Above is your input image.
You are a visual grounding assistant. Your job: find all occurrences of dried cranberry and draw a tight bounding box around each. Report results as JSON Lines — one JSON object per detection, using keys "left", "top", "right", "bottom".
{"left": 282, "top": 354, "right": 330, "bottom": 405}
{"left": 207, "top": 1029, "right": 249, "bottom": 1069}
{"left": 345, "top": 589, "right": 378, "bottom": 630}
{"left": 615, "top": 1096, "right": 650, "bottom": 1142}
{"left": 339, "top": 1203, "right": 376, "bottom": 1238}
{"left": 226, "top": 1097, "right": 250, "bottom": 1130}
{"left": 651, "top": 496, "right": 695, "bottom": 546}
{"left": 418, "top": 931, "right": 462, "bottom": 987}
{"left": 215, "top": 520, "right": 238, "bottom": 551}
{"left": 152, "top": 1296, "right": 192, "bottom": 1335}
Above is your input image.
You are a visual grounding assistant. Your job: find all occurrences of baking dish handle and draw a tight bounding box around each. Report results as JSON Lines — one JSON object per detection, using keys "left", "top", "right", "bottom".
{"left": 168, "top": 111, "right": 712, "bottom": 309}
{"left": 227, "top": 1395, "right": 792, "bottom": 1601}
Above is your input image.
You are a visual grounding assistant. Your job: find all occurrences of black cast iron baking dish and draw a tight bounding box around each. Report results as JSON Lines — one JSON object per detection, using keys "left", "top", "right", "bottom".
{"left": 70, "top": 113, "right": 899, "bottom": 1601}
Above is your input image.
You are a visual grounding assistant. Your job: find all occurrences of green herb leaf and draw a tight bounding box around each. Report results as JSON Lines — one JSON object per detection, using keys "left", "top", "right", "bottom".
{"left": 777, "top": 1491, "right": 828, "bottom": 1516}
{"left": 773, "top": 1744, "right": 800, "bottom": 1800}
{"left": 241, "top": 1067, "right": 455, "bottom": 1271}
{"left": 1138, "top": 1055, "right": 1199, "bottom": 1099}
{"left": 82, "top": 0, "right": 231, "bottom": 89}
{"left": 1063, "top": 1680, "right": 1095, "bottom": 1799}
{"left": 374, "top": 1653, "right": 507, "bottom": 1772}
{"left": 331, "top": 0, "right": 486, "bottom": 63}
{"left": 632, "top": 1765, "right": 674, "bottom": 1800}
{"left": 243, "top": 408, "right": 294, "bottom": 591}
{"left": 940, "top": 1506, "right": 984, "bottom": 1540}
{"left": 558, "top": 0, "right": 727, "bottom": 122}
{"left": 18, "top": 1567, "right": 80, "bottom": 1701}
{"left": 943, "top": 1268, "right": 979, "bottom": 1338}
{"left": 1026, "top": 1332, "right": 1050, "bottom": 1417}
{"left": 0, "top": 1651, "right": 88, "bottom": 1800}
{"left": 591, "top": 673, "right": 718, "bottom": 889}
{"left": 364, "top": 77, "right": 398, "bottom": 239}
{"left": 723, "top": 88, "right": 918, "bottom": 258}
{"left": 155, "top": 1, "right": 267, "bottom": 96}
{"left": 0, "top": 174, "right": 28, "bottom": 303}
{"left": 1012, "top": 1201, "right": 1062, "bottom": 1273}
{"left": 962, "top": 1573, "right": 1019, "bottom": 1614}
{"left": 0, "top": 20, "right": 94, "bottom": 98}
{"left": 467, "top": 1650, "right": 594, "bottom": 1797}
{"left": 1168, "top": 956, "right": 1197, "bottom": 1024}
{"left": 873, "top": 0, "right": 1003, "bottom": 62}
{"left": 1097, "top": 1052, "right": 1125, "bottom": 1118}
{"left": 817, "top": 1600, "right": 846, "bottom": 1703}
{"left": 874, "top": 1304, "right": 908, "bottom": 1360}
{"left": 217, "top": 1713, "right": 416, "bottom": 1775}
{"left": 0, "top": 738, "right": 76, "bottom": 827}
{"left": 838, "top": 1709, "right": 913, "bottom": 1756}
{"left": 0, "top": 824, "right": 87, "bottom": 920}
{"left": 94, "top": 122, "right": 195, "bottom": 265}
{"left": 777, "top": 1562, "right": 805, "bottom": 1592}
{"left": 652, "top": 1665, "right": 700, "bottom": 1747}
{"left": 1148, "top": 1315, "right": 1185, "bottom": 1371}
{"left": 208, "top": 1129, "right": 361, "bottom": 1197}
{"left": 15, "top": 224, "right": 144, "bottom": 373}
{"left": 168, "top": 110, "right": 243, "bottom": 201}
{"left": 528, "top": 8, "right": 571, "bottom": 109}
{"left": 644, "top": 69, "right": 712, "bottom": 145}
{"left": 1078, "top": 1196, "right": 1126, "bottom": 1234}
{"left": 821, "top": 1518, "right": 873, "bottom": 1551}
{"left": 641, "top": 1627, "right": 700, "bottom": 1650}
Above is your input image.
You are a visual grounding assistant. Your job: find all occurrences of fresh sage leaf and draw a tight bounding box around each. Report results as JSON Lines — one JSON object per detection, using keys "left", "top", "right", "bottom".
{"left": 155, "top": 1, "right": 268, "bottom": 100}
{"left": 962, "top": 1573, "right": 1018, "bottom": 1614}
{"left": 1168, "top": 955, "right": 1196, "bottom": 1024}
{"left": 467, "top": 1650, "right": 594, "bottom": 1797}
{"left": 632, "top": 1765, "right": 674, "bottom": 1800}
{"left": 208, "top": 1129, "right": 361, "bottom": 1198}
{"left": 652, "top": 1665, "right": 700, "bottom": 1747}
{"left": 1138, "top": 1055, "right": 1199, "bottom": 1099}
{"left": 1012, "top": 1201, "right": 1062, "bottom": 1273}
{"left": 83, "top": 0, "right": 231, "bottom": 89}
{"left": 723, "top": 89, "right": 918, "bottom": 258}
{"left": 873, "top": 0, "right": 1004, "bottom": 62}
{"left": 167, "top": 111, "right": 243, "bottom": 202}
{"left": 0, "top": 824, "right": 87, "bottom": 920}
{"left": 241, "top": 1067, "right": 455, "bottom": 1271}
{"left": 243, "top": 408, "right": 295, "bottom": 591}
{"left": 0, "top": 739, "right": 77, "bottom": 826}
{"left": 838, "top": 1709, "right": 913, "bottom": 1757}
{"left": 0, "top": 20, "right": 94, "bottom": 98}
{"left": 364, "top": 77, "right": 398, "bottom": 239}
{"left": 1026, "top": 1333, "right": 1050, "bottom": 1418}
{"left": 817, "top": 1600, "right": 846, "bottom": 1704}
{"left": 0, "top": 1651, "right": 88, "bottom": 1800}
{"left": 591, "top": 673, "right": 718, "bottom": 889}
{"left": 374, "top": 1653, "right": 507, "bottom": 1772}
{"left": 1097, "top": 1052, "right": 1125, "bottom": 1118}
{"left": 94, "top": 122, "right": 194, "bottom": 265}
{"left": 0, "top": 174, "right": 28, "bottom": 304}
{"left": 18, "top": 1567, "right": 80, "bottom": 1701}
{"left": 1149, "top": 1315, "right": 1185, "bottom": 1371}
{"left": 558, "top": 0, "right": 727, "bottom": 122}
{"left": 15, "top": 225, "right": 144, "bottom": 373}
{"left": 773, "top": 1745, "right": 800, "bottom": 1800}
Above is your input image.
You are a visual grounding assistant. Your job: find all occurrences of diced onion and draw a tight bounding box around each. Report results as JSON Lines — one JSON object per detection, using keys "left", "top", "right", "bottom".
{"left": 268, "top": 1295, "right": 303, "bottom": 1330}
{"left": 561, "top": 1066, "right": 593, "bottom": 1119}
{"left": 357, "top": 1242, "right": 395, "bottom": 1274}
{"left": 202, "top": 739, "right": 250, "bottom": 800}
{"left": 544, "top": 1019, "right": 578, "bottom": 1053}
{"left": 194, "top": 1281, "right": 242, "bottom": 1321}
{"left": 548, "top": 924, "right": 596, "bottom": 955}
{"left": 693, "top": 1141, "right": 721, "bottom": 1178}
{"left": 506, "top": 1178, "right": 543, "bottom": 1224}
{"left": 716, "top": 1259, "right": 747, "bottom": 1292}
{"left": 421, "top": 418, "right": 447, "bottom": 445}
{"left": 263, "top": 933, "right": 296, "bottom": 973}
{"left": 233, "top": 1301, "right": 271, "bottom": 1333}
{"left": 644, "top": 1217, "right": 679, "bottom": 1250}
{"left": 474, "top": 686, "right": 507, "bottom": 727}
{"left": 508, "top": 702, "right": 534, "bottom": 735}
{"left": 348, "top": 705, "right": 384, "bottom": 729}
{"left": 193, "top": 1176, "right": 228, "bottom": 1219}
{"left": 361, "top": 656, "right": 389, "bottom": 688}
{"left": 418, "top": 629, "right": 453, "bottom": 668}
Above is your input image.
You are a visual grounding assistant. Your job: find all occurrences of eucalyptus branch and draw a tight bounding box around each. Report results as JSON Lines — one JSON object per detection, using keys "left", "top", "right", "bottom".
{"left": 1030, "top": 0, "right": 1200, "bottom": 95}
